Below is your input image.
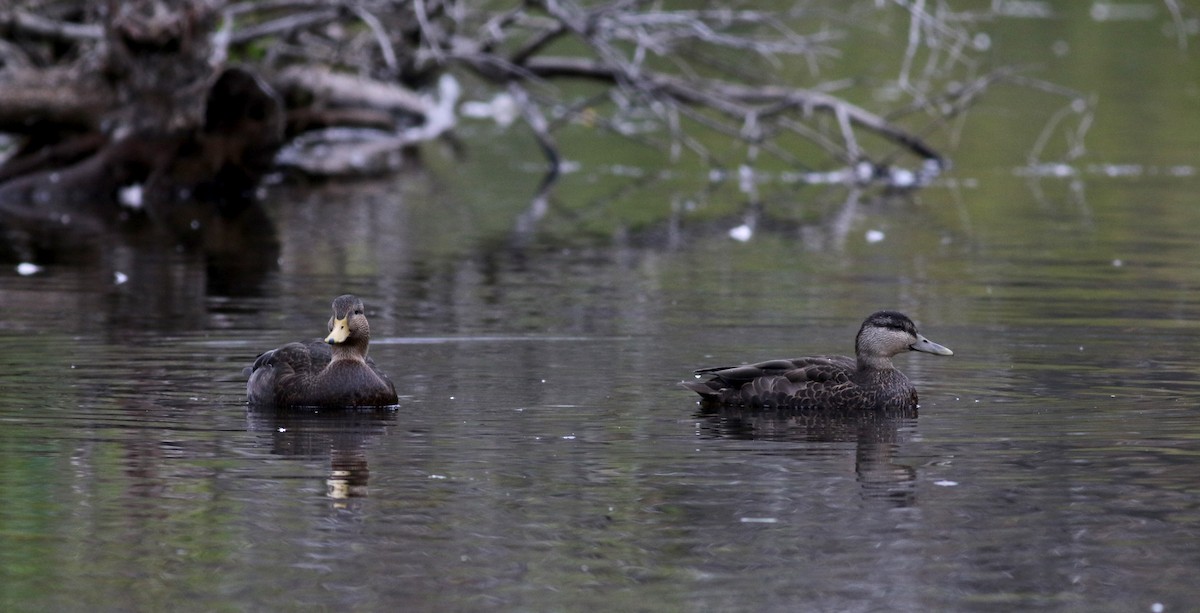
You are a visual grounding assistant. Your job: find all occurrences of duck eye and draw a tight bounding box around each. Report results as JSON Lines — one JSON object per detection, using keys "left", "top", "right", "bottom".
{"left": 354, "top": 309, "right": 363, "bottom": 315}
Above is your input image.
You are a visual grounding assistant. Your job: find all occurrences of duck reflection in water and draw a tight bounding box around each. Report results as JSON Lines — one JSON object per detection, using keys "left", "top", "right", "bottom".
{"left": 246, "top": 406, "right": 397, "bottom": 500}
{"left": 696, "top": 405, "right": 920, "bottom": 506}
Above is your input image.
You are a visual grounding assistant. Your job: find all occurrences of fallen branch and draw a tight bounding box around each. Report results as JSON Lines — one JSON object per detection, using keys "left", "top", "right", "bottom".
{"left": 272, "top": 66, "right": 428, "bottom": 118}
{"left": 0, "top": 9, "right": 104, "bottom": 43}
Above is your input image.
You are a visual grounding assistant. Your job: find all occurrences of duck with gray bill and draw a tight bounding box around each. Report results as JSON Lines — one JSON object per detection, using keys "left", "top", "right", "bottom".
{"left": 244, "top": 294, "right": 398, "bottom": 408}
{"left": 682, "top": 311, "right": 953, "bottom": 410}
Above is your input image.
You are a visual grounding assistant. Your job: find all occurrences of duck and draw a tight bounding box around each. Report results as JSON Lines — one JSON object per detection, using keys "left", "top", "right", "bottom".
{"left": 245, "top": 294, "right": 398, "bottom": 408}
{"left": 681, "top": 311, "right": 952, "bottom": 410}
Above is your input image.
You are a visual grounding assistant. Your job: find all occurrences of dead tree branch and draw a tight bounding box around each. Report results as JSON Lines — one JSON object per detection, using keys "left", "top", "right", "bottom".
{"left": 442, "top": 0, "right": 984, "bottom": 185}
{"left": 0, "top": 0, "right": 1105, "bottom": 201}
{"left": 0, "top": 9, "right": 104, "bottom": 43}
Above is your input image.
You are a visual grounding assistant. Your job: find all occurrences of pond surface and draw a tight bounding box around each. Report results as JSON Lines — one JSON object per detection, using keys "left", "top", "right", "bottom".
{"left": 2, "top": 6, "right": 1200, "bottom": 613}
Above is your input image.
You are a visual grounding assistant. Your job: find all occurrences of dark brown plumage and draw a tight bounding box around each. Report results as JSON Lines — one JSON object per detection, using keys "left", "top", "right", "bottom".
{"left": 245, "top": 294, "right": 398, "bottom": 408}
{"left": 681, "top": 311, "right": 952, "bottom": 410}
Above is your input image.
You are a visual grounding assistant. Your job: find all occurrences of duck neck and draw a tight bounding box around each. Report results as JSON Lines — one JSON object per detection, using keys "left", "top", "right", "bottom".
{"left": 856, "top": 354, "right": 895, "bottom": 372}
{"left": 330, "top": 338, "right": 369, "bottom": 363}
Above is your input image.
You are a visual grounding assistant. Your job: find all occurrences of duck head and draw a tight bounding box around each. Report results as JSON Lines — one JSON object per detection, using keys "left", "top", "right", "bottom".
{"left": 855, "top": 310, "right": 953, "bottom": 367}
{"left": 325, "top": 294, "right": 370, "bottom": 349}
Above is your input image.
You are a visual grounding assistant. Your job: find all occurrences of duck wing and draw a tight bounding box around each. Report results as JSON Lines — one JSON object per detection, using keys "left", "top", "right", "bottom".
{"left": 693, "top": 356, "right": 855, "bottom": 385}
{"left": 683, "top": 355, "right": 858, "bottom": 408}
{"left": 364, "top": 355, "right": 399, "bottom": 400}
{"left": 363, "top": 355, "right": 394, "bottom": 383}
{"left": 245, "top": 339, "right": 331, "bottom": 405}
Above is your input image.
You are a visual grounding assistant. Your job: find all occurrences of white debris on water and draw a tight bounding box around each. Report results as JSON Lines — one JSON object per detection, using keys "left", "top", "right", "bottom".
{"left": 737, "top": 165, "right": 756, "bottom": 194}
{"left": 729, "top": 224, "right": 753, "bottom": 242}
{"left": 460, "top": 92, "right": 518, "bottom": 126}
{"left": 889, "top": 167, "right": 916, "bottom": 187}
{"left": 16, "top": 262, "right": 42, "bottom": 276}
{"left": 934, "top": 480, "right": 958, "bottom": 487}
{"left": 865, "top": 229, "right": 886, "bottom": 243}
{"left": 119, "top": 184, "right": 144, "bottom": 209}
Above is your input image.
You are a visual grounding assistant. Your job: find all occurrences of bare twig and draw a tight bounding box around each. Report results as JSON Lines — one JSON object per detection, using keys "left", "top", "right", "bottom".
{"left": 273, "top": 66, "right": 428, "bottom": 116}
{"left": 349, "top": 5, "right": 398, "bottom": 73}
{"left": 1161, "top": 0, "right": 1189, "bottom": 50}
{"left": 229, "top": 8, "right": 340, "bottom": 45}
{"left": 0, "top": 9, "right": 104, "bottom": 42}
{"left": 508, "top": 82, "right": 560, "bottom": 180}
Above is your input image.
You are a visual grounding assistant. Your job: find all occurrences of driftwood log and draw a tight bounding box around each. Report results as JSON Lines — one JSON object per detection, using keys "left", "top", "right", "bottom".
{"left": 0, "top": 1, "right": 433, "bottom": 263}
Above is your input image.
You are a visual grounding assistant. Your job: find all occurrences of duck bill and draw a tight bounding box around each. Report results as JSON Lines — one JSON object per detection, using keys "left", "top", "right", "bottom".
{"left": 911, "top": 334, "right": 954, "bottom": 356}
{"left": 325, "top": 316, "right": 350, "bottom": 344}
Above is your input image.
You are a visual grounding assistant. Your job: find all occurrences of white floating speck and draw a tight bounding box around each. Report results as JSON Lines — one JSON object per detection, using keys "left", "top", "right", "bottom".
{"left": 277, "top": 427, "right": 286, "bottom": 433}
{"left": 855, "top": 161, "right": 875, "bottom": 182}
{"left": 866, "top": 229, "right": 885, "bottom": 243}
{"left": 1112, "top": 259, "right": 1123, "bottom": 267}
{"left": 934, "top": 480, "right": 958, "bottom": 487}
{"left": 459, "top": 93, "right": 518, "bottom": 126}
{"left": 114, "top": 271, "right": 128, "bottom": 285}
{"left": 739, "top": 517, "right": 778, "bottom": 523}
{"left": 16, "top": 262, "right": 42, "bottom": 276}
{"left": 729, "top": 224, "right": 753, "bottom": 242}
{"left": 889, "top": 168, "right": 916, "bottom": 187}
{"left": 562, "top": 435, "right": 576, "bottom": 440}
{"left": 1152, "top": 602, "right": 1164, "bottom": 613}
{"left": 737, "top": 165, "right": 755, "bottom": 193}
{"left": 429, "top": 474, "right": 447, "bottom": 480}
{"left": 118, "top": 184, "right": 144, "bottom": 209}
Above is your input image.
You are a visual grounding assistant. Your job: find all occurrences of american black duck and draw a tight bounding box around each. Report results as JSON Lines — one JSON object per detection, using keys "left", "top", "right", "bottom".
{"left": 682, "top": 311, "right": 952, "bottom": 410}
{"left": 245, "top": 294, "right": 398, "bottom": 408}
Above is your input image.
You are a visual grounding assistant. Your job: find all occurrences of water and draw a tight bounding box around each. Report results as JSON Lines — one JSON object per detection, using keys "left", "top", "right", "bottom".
{"left": 3, "top": 6, "right": 1200, "bottom": 613}
{"left": 4, "top": 174, "right": 1199, "bottom": 611}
